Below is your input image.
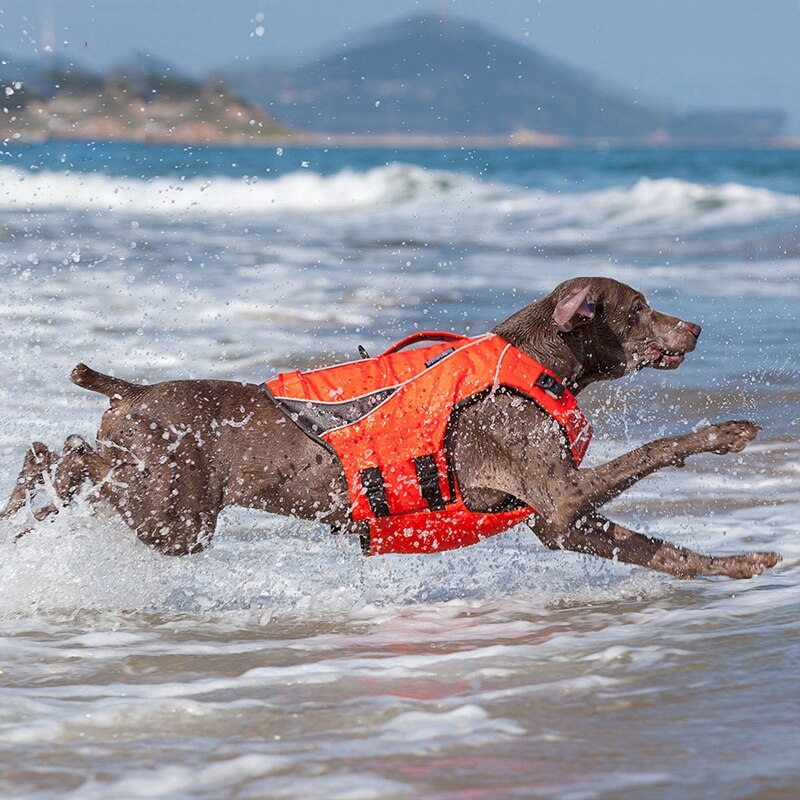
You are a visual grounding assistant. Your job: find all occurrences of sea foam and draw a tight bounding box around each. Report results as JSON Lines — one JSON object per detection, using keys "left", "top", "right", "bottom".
{"left": 1, "top": 164, "right": 798, "bottom": 238}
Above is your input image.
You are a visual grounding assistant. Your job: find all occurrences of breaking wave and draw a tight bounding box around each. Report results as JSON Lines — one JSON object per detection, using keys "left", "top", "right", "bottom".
{"left": 0, "top": 163, "right": 798, "bottom": 236}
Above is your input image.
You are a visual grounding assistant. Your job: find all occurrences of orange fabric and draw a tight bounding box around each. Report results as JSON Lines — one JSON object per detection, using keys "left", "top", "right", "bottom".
{"left": 265, "top": 333, "right": 592, "bottom": 555}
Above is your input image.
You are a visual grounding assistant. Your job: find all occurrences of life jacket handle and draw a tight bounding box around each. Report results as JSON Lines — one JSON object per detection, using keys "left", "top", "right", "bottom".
{"left": 381, "top": 331, "right": 470, "bottom": 356}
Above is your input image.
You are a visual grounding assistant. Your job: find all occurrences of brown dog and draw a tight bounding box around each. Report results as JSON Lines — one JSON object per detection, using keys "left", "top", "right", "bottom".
{"left": 1, "top": 278, "right": 780, "bottom": 579}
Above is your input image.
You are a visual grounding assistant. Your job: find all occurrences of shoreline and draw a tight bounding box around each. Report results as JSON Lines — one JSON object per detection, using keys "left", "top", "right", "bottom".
{"left": 3, "top": 131, "right": 799, "bottom": 151}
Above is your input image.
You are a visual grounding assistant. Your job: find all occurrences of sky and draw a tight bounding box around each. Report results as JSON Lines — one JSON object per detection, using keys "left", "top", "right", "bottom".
{"left": 0, "top": 0, "right": 798, "bottom": 133}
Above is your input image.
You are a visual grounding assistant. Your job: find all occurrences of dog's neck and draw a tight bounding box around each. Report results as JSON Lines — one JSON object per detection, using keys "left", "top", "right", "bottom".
{"left": 491, "top": 299, "right": 609, "bottom": 394}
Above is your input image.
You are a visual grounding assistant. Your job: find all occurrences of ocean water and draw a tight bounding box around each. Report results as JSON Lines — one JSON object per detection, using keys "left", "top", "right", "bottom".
{"left": 0, "top": 143, "right": 798, "bottom": 799}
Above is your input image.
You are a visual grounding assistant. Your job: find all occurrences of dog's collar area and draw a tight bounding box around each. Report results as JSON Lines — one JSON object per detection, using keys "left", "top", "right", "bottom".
{"left": 534, "top": 371, "right": 565, "bottom": 399}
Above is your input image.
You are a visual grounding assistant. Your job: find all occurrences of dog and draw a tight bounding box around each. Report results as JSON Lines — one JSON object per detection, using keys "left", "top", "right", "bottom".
{"left": 1, "top": 277, "right": 780, "bottom": 579}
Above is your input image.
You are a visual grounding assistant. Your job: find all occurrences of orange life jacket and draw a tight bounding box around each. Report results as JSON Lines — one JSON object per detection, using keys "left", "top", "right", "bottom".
{"left": 264, "top": 332, "right": 592, "bottom": 556}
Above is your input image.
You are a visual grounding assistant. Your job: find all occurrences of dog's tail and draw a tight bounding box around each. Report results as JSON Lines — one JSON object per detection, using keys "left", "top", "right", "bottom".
{"left": 71, "top": 363, "right": 144, "bottom": 399}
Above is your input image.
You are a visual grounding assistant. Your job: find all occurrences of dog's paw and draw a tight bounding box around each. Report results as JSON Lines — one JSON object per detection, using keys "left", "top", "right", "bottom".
{"left": 700, "top": 420, "right": 760, "bottom": 454}
{"left": 63, "top": 435, "right": 91, "bottom": 455}
{"left": 708, "top": 551, "right": 781, "bottom": 579}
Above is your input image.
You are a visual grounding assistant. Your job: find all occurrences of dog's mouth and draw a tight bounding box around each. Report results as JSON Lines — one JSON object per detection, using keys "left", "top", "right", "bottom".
{"left": 641, "top": 343, "right": 688, "bottom": 370}
{"left": 653, "top": 351, "right": 686, "bottom": 369}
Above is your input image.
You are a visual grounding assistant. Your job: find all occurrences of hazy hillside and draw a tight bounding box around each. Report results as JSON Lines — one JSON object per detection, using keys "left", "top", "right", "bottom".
{"left": 1, "top": 14, "right": 785, "bottom": 145}
{"left": 233, "top": 14, "right": 783, "bottom": 143}
{"left": 0, "top": 60, "right": 288, "bottom": 145}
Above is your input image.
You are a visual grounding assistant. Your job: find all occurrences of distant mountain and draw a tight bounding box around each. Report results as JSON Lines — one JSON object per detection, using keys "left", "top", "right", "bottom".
{"left": 2, "top": 15, "right": 785, "bottom": 146}
{"left": 232, "top": 14, "right": 784, "bottom": 143}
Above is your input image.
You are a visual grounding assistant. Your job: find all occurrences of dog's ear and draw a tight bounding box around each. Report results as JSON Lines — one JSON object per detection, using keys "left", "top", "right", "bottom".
{"left": 553, "top": 285, "right": 596, "bottom": 332}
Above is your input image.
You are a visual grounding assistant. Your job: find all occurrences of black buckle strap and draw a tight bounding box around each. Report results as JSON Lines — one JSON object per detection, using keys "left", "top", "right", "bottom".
{"left": 360, "top": 467, "right": 390, "bottom": 517}
{"left": 414, "top": 454, "right": 446, "bottom": 512}
{"left": 535, "top": 371, "right": 565, "bottom": 399}
{"left": 331, "top": 522, "right": 372, "bottom": 556}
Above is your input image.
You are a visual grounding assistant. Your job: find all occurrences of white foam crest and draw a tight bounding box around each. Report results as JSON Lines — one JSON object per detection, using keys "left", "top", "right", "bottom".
{"left": 377, "top": 703, "right": 524, "bottom": 744}
{"left": 0, "top": 164, "right": 797, "bottom": 238}
{"left": 0, "top": 163, "right": 452, "bottom": 215}
{"left": 497, "top": 176, "right": 800, "bottom": 240}
{"left": 67, "top": 754, "right": 290, "bottom": 800}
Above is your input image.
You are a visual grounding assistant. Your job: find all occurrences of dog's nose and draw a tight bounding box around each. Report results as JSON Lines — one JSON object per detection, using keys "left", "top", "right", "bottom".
{"left": 680, "top": 321, "right": 702, "bottom": 339}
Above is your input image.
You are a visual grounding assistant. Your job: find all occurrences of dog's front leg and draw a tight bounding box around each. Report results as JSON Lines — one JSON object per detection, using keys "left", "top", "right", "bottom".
{"left": 545, "top": 420, "right": 760, "bottom": 531}
{"left": 526, "top": 513, "right": 780, "bottom": 579}
{"left": 456, "top": 399, "right": 763, "bottom": 566}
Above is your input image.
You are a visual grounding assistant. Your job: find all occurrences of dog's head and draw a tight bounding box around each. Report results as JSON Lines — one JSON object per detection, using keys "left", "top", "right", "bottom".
{"left": 549, "top": 277, "right": 701, "bottom": 380}
{"left": 494, "top": 277, "right": 701, "bottom": 389}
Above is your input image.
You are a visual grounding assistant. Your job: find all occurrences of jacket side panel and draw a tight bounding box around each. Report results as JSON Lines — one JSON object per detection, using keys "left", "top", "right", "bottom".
{"left": 367, "top": 506, "right": 533, "bottom": 555}
{"left": 323, "top": 337, "right": 502, "bottom": 519}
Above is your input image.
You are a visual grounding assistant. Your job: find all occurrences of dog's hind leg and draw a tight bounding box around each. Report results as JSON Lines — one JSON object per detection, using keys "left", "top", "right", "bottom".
{"left": 527, "top": 513, "right": 781, "bottom": 579}
{"left": 0, "top": 442, "right": 59, "bottom": 520}
{"left": 5, "top": 436, "right": 116, "bottom": 541}
{"left": 99, "top": 415, "right": 224, "bottom": 556}
{"left": 121, "top": 487, "right": 221, "bottom": 555}
{"left": 50, "top": 435, "right": 117, "bottom": 510}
